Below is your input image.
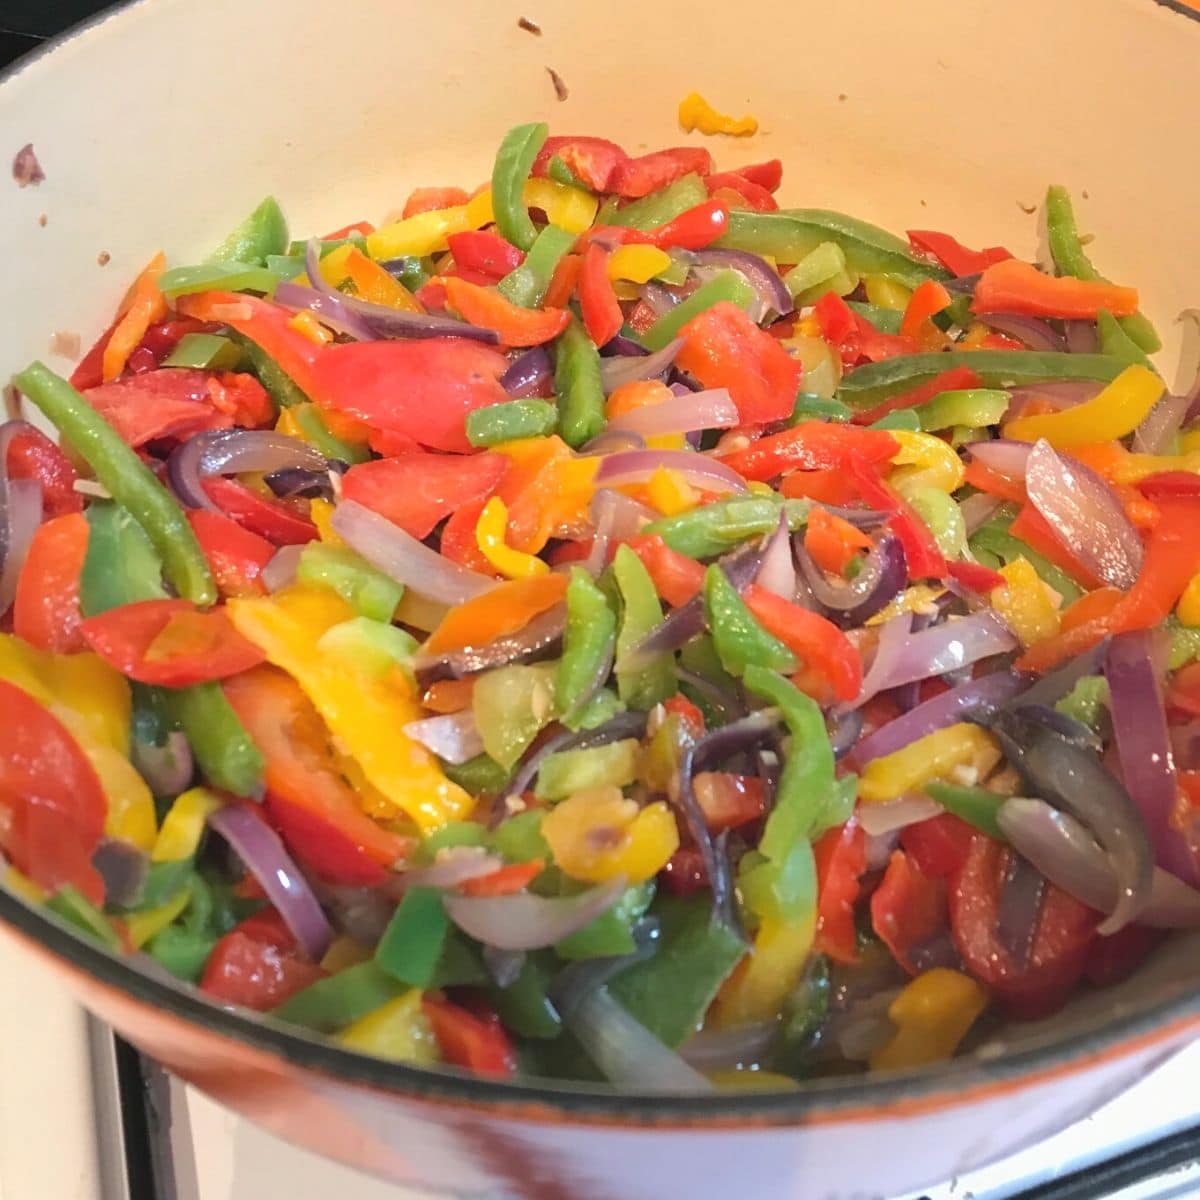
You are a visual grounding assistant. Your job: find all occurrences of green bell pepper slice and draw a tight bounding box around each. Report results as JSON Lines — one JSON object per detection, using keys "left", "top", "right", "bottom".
{"left": 1044, "top": 186, "right": 1159, "bottom": 353}
{"left": 161, "top": 332, "right": 244, "bottom": 371}
{"left": 472, "top": 663, "right": 557, "bottom": 769}
{"left": 208, "top": 196, "right": 289, "bottom": 267}
{"left": 498, "top": 224, "right": 576, "bottom": 308}
{"left": 16, "top": 363, "right": 216, "bottom": 606}
{"left": 145, "top": 923, "right": 215, "bottom": 982}
{"left": 556, "top": 568, "right": 618, "bottom": 727}
{"left": 466, "top": 398, "right": 558, "bottom": 447}
{"left": 915, "top": 388, "right": 1010, "bottom": 432}
{"left": 612, "top": 544, "right": 674, "bottom": 710}
{"left": 607, "top": 173, "right": 709, "bottom": 231}
{"left": 704, "top": 565, "right": 796, "bottom": 676}
{"left": 555, "top": 880, "right": 655, "bottom": 960}
{"left": 230, "top": 333, "right": 309, "bottom": 409}
{"left": 490, "top": 952, "right": 562, "bottom": 1039}
{"left": 47, "top": 886, "right": 123, "bottom": 952}
{"left": 374, "top": 886, "right": 449, "bottom": 987}
{"left": 287, "top": 403, "right": 368, "bottom": 462}
{"left": 791, "top": 393, "right": 852, "bottom": 424}
{"left": 969, "top": 519, "right": 1083, "bottom": 604}
{"left": 906, "top": 487, "right": 967, "bottom": 558}
{"left": 642, "top": 495, "right": 809, "bottom": 560}
{"left": 1168, "top": 617, "right": 1200, "bottom": 669}
{"left": 416, "top": 821, "right": 490, "bottom": 864}
{"left": 642, "top": 270, "right": 758, "bottom": 352}
{"left": 80, "top": 502, "right": 166, "bottom": 615}
{"left": 534, "top": 739, "right": 640, "bottom": 800}
{"left": 296, "top": 543, "right": 402, "bottom": 622}
{"left": 273, "top": 961, "right": 408, "bottom": 1031}
{"left": 923, "top": 781, "right": 1006, "bottom": 839}
{"left": 1097, "top": 310, "right": 1155, "bottom": 371}
{"left": 491, "top": 122, "right": 548, "bottom": 252}
{"left": 167, "top": 683, "right": 264, "bottom": 797}
{"left": 159, "top": 262, "right": 280, "bottom": 300}
{"left": 1054, "top": 675, "right": 1110, "bottom": 730}
{"left": 554, "top": 318, "right": 607, "bottom": 448}
{"left": 443, "top": 753, "right": 513, "bottom": 797}
{"left": 491, "top": 810, "right": 551, "bottom": 863}
{"left": 868, "top": 410, "right": 922, "bottom": 432}
{"left": 847, "top": 301, "right": 904, "bottom": 335}
{"left": 782, "top": 241, "right": 847, "bottom": 300}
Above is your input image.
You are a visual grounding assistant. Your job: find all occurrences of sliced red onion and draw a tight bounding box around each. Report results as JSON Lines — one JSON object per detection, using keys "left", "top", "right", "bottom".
{"left": 482, "top": 945, "right": 526, "bottom": 989}
{"left": 827, "top": 707, "right": 864, "bottom": 760}
{"left": 794, "top": 535, "right": 906, "bottom": 628}
{"left": 167, "top": 429, "right": 327, "bottom": 513}
{"left": 92, "top": 840, "right": 149, "bottom": 909}
{"left": 500, "top": 347, "right": 553, "bottom": 397}
{"left": 1134, "top": 392, "right": 1190, "bottom": 455}
{"left": 996, "top": 853, "right": 1046, "bottom": 969}
{"left": 332, "top": 499, "right": 498, "bottom": 606}
{"left": 607, "top": 388, "right": 739, "bottom": 438}
{"left": 0, "top": 478, "right": 41, "bottom": 615}
{"left": 564, "top": 984, "right": 713, "bottom": 1092}
{"left": 444, "top": 875, "right": 626, "bottom": 951}
{"left": 852, "top": 669, "right": 1025, "bottom": 765}
{"left": 321, "top": 885, "right": 394, "bottom": 944}
{"left": 1106, "top": 631, "right": 1200, "bottom": 888}
{"left": 208, "top": 804, "right": 333, "bottom": 961}
{"left": 273, "top": 280, "right": 378, "bottom": 341}
{"left": 691, "top": 249, "right": 793, "bottom": 318}
{"left": 756, "top": 512, "right": 796, "bottom": 600}
{"left": 401, "top": 847, "right": 504, "bottom": 890}
{"left": 852, "top": 609, "right": 1017, "bottom": 710}
{"left": 989, "top": 706, "right": 1154, "bottom": 935}
{"left": 943, "top": 273, "right": 982, "bottom": 295}
{"left": 998, "top": 798, "right": 1200, "bottom": 929}
{"left": 676, "top": 667, "right": 745, "bottom": 723}
{"left": 977, "top": 313, "right": 1065, "bottom": 352}
{"left": 594, "top": 449, "right": 748, "bottom": 495}
{"left": 600, "top": 335, "right": 652, "bottom": 359}
{"left": 266, "top": 466, "right": 339, "bottom": 502}
{"left": 1064, "top": 320, "right": 1100, "bottom": 355}
{"left": 580, "top": 430, "right": 647, "bottom": 456}
{"left": 582, "top": 489, "right": 654, "bottom": 575}
{"left": 261, "top": 543, "right": 303, "bottom": 592}
{"left": 1025, "top": 439, "right": 1142, "bottom": 589}
{"left": 857, "top": 795, "right": 943, "bottom": 838}
{"left": 680, "top": 1021, "right": 778, "bottom": 1070}
{"left": 639, "top": 281, "right": 684, "bottom": 317}
{"left": 403, "top": 711, "right": 485, "bottom": 765}
{"left": 413, "top": 604, "right": 565, "bottom": 681}
{"left": 960, "top": 493, "right": 1003, "bottom": 536}
{"left": 1006, "top": 380, "right": 1104, "bottom": 409}
{"left": 301, "top": 240, "right": 499, "bottom": 344}
{"left": 600, "top": 338, "right": 685, "bottom": 394}
{"left": 131, "top": 731, "right": 194, "bottom": 798}
{"left": 963, "top": 438, "right": 1033, "bottom": 480}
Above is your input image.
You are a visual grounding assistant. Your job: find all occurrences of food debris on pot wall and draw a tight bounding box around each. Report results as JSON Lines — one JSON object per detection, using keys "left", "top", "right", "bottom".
{"left": 547, "top": 67, "right": 569, "bottom": 102}
{"left": 12, "top": 143, "right": 44, "bottom": 187}
{"left": 518, "top": 16, "right": 541, "bottom": 34}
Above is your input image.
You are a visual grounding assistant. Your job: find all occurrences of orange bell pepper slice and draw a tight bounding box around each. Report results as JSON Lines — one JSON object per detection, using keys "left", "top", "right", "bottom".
{"left": 899, "top": 279, "right": 952, "bottom": 346}
{"left": 442, "top": 277, "right": 571, "bottom": 347}
{"left": 972, "top": 258, "right": 1138, "bottom": 319}
{"left": 804, "top": 506, "right": 874, "bottom": 576}
{"left": 102, "top": 252, "right": 168, "bottom": 382}
{"left": 422, "top": 573, "right": 568, "bottom": 655}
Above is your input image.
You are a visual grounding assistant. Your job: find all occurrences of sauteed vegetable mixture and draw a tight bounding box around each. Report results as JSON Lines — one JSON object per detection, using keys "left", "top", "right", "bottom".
{"left": 4, "top": 122, "right": 1198, "bottom": 1089}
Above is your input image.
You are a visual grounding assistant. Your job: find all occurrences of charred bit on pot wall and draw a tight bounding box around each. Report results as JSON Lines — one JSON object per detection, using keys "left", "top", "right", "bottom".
{"left": 518, "top": 16, "right": 542, "bottom": 34}
{"left": 49, "top": 331, "right": 81, "bottom": 359}
{"left": 12, "top": 143, "right": 44, "bottom": 188}
{"left": 97, "top": 251, "right": 111, "bottom": 266}
{"left": 546, "top": 67, "right": 569, "bottom": 102}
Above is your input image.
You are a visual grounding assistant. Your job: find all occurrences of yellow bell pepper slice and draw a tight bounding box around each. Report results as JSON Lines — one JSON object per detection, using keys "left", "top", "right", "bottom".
{"left": 865, "top": 584, "right": 944, "bottom": 626}
{"left": 608, "top": 245, "right": 672, "bottom": 285}
{"left": 337, "top": 989, "right": 439, "bottom": 1064}
{"left": 646, "top": 467, "right": 699, "bottom": 516}
{"left": 714, "top": 912, "right": 815, "bottom": 1026}
{"left": 888, "top": 430, "right": 965, "bottom": 497}
{"left": 1178, "top": 572, "right": 1200, "bottom": 627}
{"left": 321, "top": 935, "right": 372, "bottom": 973}
{"left": 991, "top": 556, "right": 1060, "bottom": 647}
{"left": 317, "top": 244, "right": 422, "bottom": 312}
{"left": 226, "top": 586, "right": 472, "bottom": 831}
{"left": 475, "top": 496, "right": 550, "bottom": 579}
{"left": 1005, "top": 364, "right": 1163, "bottom": 447}
{"left": 858, "top": 723, "right": 1001, "bottom": 803}
{"left": 678, "top": 91, "right": 759, "bottom": 137}
{"left": 125, "top": 884, "right": 193, "bottom": 950}
{"left": 3, "top": 865, "right": 46, "bottom": 905}
{"left": 869, "top": 968, "right": 988, "bottom": 1071}
{"left": 0, "top": 636, "right": 156, "bottom": 851}
{"left": 465, "top": 179, "right": 599, "bottom": 237}
{"left": 152, "top": 787, "right": 225, "bottom": 863}
{"left": 366, "top": 205, "right": 478, "bottom": 260}
{"left": 541, "top": 787, "right": 679, "bottom": 884}
{"left": 864, "top": 275, "right": 912, "bottom": 311}
{"left": 287, "top": 310, "right": 334, "bottom": 346}
{"left": 307, "top": 497, "right": 345, "bottom": 546}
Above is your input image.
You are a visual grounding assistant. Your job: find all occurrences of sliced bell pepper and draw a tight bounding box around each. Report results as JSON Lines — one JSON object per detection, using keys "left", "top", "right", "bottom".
{"left": 858, "top": 723, "right": 1001, "bottom": 804}
{"left": 423, "top": 573, "right": 567, "bottom": 655}
{"left": 907, "top": 229, "right": 1013, "bottom": 277}
{"left": 705, "top": 564, "right": 797, "bottom": 676}
{"left": 973, "top": 258, "right": 1138, "bottom": 319}
{"left": 490, "top": 122, "right": 549, "bottom": 252}
{"left": 103, "top": 253, "right": 168, "bottom": 382}
{"left": 402, "top": 187, "right": 470, "bottom": 218}
{"left": 704, "top": 172, "right": 777, "bottom": 212}
{"left": 498, "top": 224, "right": 577, "bottom": 309}
{"left": 466, "top": 399, "right": 557, "bottom": 447}
{"left": 438, "top": 495, "right": 497, "bottom": 576}
{"left": 813, "top": 820, "right": 867, "bottom": 964}
{"left": 201, "top": 908, "right": 325, "bottom": 1012}
{"left": 899, "top": 279, "right": 952, "bottom": 344}
{"left": 337, "top": 988, "right": 438, "bottom": 1063}
{"left": 609, "top": 147, "right": 714, "bottom": 199}
{"left": 804, "top": 506, "right": 873, "bottom": 575}
{"left": 719, "top": 421, "right": 897, "bottom": 483}
{"left": 186, "top": 510, "right": 275, "bottom": 598}
{"left": 475, "top": 495, "right": 549, "bottom": 579}
{"left": 554, "top": 318, "right": 607, "bottom": 448}
{"left": 446, "top": 230, "right": 524, "bottom": 281}
{"left": 0, "top": 679, "right": 106, "bottom": 905}
{"left": 578, "top": 243, "right": 623, "bottom": 348}
{"left": 79, "top": 598, "right": 266, "bottom": 687}
{"left": 341, "top": 451, "right": 507, "bottom": 541}
{"left": 870, "top": 968, "right": 989, "bottom": 1070}
{"left": 441, "top": 277, "right": 570, "bottom": 347}
{"left": 422, "top": 997, "right": 516, "bottom": 1078}
{"left": 227, "top": 586, "right": 471, "bottom": 830}
{"left": 675, "top": 300, "right": 803, "bottom": 425}
{"left": 1005, "top": 364, "right": 1162, "bottom": 447}
{"left": 83, "top": 368, "right": 240, "bottom": 448}
{"left": 14, "top": 513, "right": 89, "bottom": 653}
{"left": 678, "top": 91, "right": 758, "bottom": 137}
{"left": 5, "top": 425, "right": 81, "bottom": 518}
{"left": 812, "top": 291, "right": 918, "bottom": 365}
{"left": 208, "top": 196, "right": 289, "bottom": 266}
{"left": 870, "top": 849, "right": 947, "bottom": 975}
{"left": 532, "top": 136, "right": 627, "bottom": 191}
{"left": 847, "top": 450, "right": 947, "bottom": 579}
{"left": 202, "top": 477, "right": 317, "bottom": 547}
{"left": 612, "top": 543, "right": 674, "bottom": 710}
{"left": 224, "top": 666, "right": 410, "bottom": 885}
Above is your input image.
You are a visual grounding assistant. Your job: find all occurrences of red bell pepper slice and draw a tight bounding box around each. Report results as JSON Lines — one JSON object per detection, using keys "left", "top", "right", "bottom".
{"left": 13, "top": 513, "right": 90, "bottom": 653}
{"left": 899, "top": 279, "right": 952, "bottom": 342}
{"left": 704, "top": 173, "right": 778, "bottom": 212}
{"left": 675, "top": 301, "right": 803, "bottom": 426}
{"left": 202, "top": 477, "right": 318, "bottom": 546}
{"left": 609, "top": 147, "right": 714, "bottom": 199}
{"left": 321, "top": 220, "right": 375, "bottom": 240}
{"left": 578, "top": 244, "right": 623, "bottom": 348}
{"left": 402, "top": 187, "right": 470, "bottom": 218}
{"left": 1167, "top": 661, "right": 1200, "bottom": 719}
{"left": 814, "top": 820, "right": 867, "bottom": 964}
{"left": 186, "top": 510, "right": 276, "bottom": 598}
{"left": 847, "top": 450, "right": 947, "bottom": 580}
{"left": 961, "top": 457, "right": 1026, "bottom": 504}
{"left": 310, "top": 339, "right": 509, "bottom": 454}
{"left": 778, "top": 467, "right": 859, "bottom": 507}
{"left": 646, "top": 199, "right": 730, "bottom": 251}
{"left": 1083, "top": 922, "right": 1165, "bottom": 988}
{"left": 732, "top": 159, "right": 783, "bottom": 192}
{"left": 224, "top": 667, "right": 412, "bottom": 886}
{"left": 947, "top": 560, "right": 1006, "bottom": 594}
{"left": 950, "top": 832, "right": 1098, "bottom": 1019}
{"left": 341, "top": 451, "right": 508, "bottom": 540}
{"left": 814, "top": 292, "right": 918, "bottom": 366}
{"left": 441, "top": 277, "right": 570, "bottom": 348}
{"left": 458, "top": 859, "right": 545, "bottom": 897}
{"left": 692, "top": 773, "right": 767, "bottom": 833}
{"left": 662, "top": 693, "right": 706, "bottom": 737}
{"left": 870, "top": 849, "right": 947, "bottom": 975}
{"left": 0, "top": 680, "right": 107, "bottom": 905}
{"left": 5, "top": 425, "right": 82, "bottom": 518}
{"left": 71, "top": 321, "right": 118, "bottom": 391}
{"left": 1136, "top": 471, "right": 1200, "bottom": 500}
{"left": 439, "top": 494, "right": 501, "bottom": 577}
{"left": 719, "top": 422, "right": 898, "bottom": 484}
{"left": 446, "top": 231, "right": 525, "bottom": 281}
{"left": 899, "top": 814, "right": 975, "bottom": 879}
{"left": 972, "top": 258, "right": 1139, "bottom": 319}
{"left": 82, "top": 369, "right": 242, "bottom": 448}
{"left": 544, "top": 253, "right": 583, "bottom": 310}
{"left": 660, "top": 845, "right": 708, "bottom": 896}
{"left": 906, "top": 229, "right": 1014, "bottom": 277}
{"left": 851, "top": 366, "right": 984, "bottom": 428}
{"left": 626, "top": 533, "right": 706, "bottom": 607}
{"left": 532, "top": 136, "right": 628, "bottom": 192}
{"left": 422, "top": 997, "right": 516, "bottom": 1078}
{"left": 1009, "top": 504, "right": 1104, "bottom": 591}
{"left": 200, "top": 908, "right": 325, "bottom": 1011}
{"left": 79, "top": 597, "right": 266, "bottom": 687}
